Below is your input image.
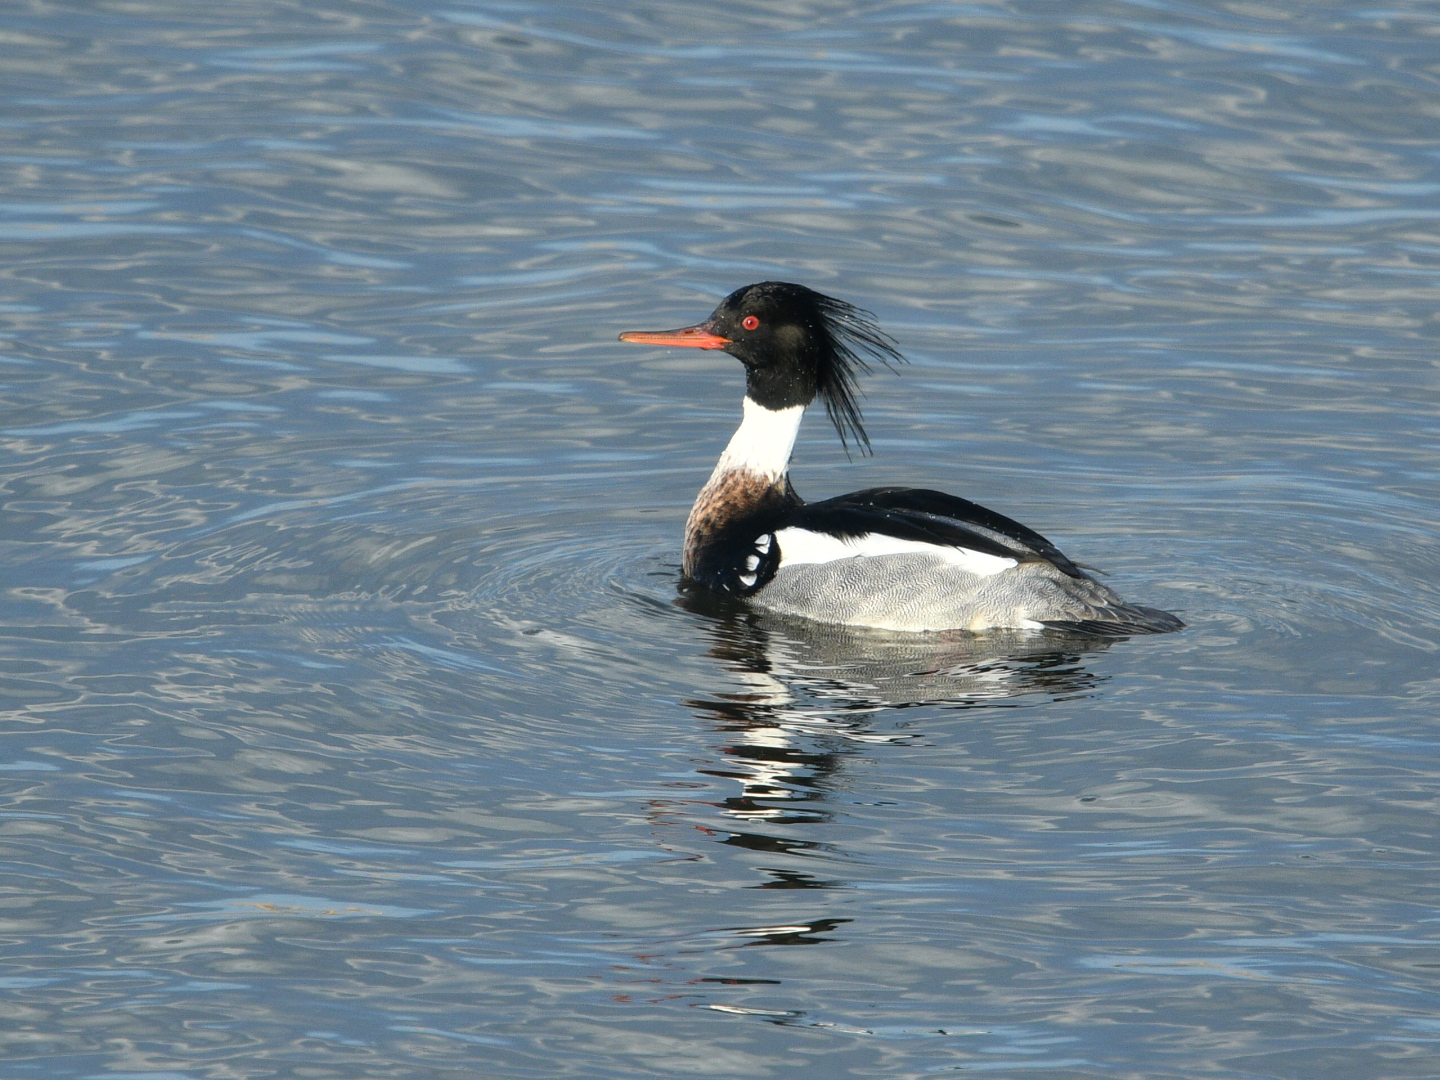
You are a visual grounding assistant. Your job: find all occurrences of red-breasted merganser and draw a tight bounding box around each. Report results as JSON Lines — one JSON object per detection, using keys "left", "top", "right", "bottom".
{"left": 620, "top": 281, "right": 1182, "bottom": 635}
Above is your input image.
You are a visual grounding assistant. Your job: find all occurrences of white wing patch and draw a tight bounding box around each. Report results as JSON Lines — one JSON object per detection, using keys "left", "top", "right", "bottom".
{"left": 774, "top": 527, "right": 1018, "bottom": 578}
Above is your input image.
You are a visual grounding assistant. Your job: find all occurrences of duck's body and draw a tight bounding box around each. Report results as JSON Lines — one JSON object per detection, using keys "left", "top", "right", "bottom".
{"left": 622, "top": 282, "right": 1181, "bottom": 635}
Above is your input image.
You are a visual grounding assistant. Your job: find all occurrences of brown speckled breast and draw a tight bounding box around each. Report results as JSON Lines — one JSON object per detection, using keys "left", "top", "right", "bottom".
{"left": 683, "top": 469, "right": 796, "bottom": 578}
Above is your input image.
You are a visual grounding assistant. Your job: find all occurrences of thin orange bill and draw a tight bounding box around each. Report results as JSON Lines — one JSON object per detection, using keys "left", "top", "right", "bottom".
{"left": 618, "top": 324, "right": 731, "bottom": 349}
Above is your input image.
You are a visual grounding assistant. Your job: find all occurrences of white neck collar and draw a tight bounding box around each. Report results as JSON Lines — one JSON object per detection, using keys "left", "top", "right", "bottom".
{"left": 709, "top": 397, "right": 805, "bottom": 483}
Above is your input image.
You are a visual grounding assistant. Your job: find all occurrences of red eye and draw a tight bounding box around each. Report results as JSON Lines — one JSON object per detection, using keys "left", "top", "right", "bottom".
{"left": 742, "top": 315, "right": 759, "bottom": 331}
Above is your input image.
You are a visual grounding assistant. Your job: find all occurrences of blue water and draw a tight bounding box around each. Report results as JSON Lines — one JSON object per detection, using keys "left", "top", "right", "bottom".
{"left": 2, "top": 2, "right": 1439, "bottom": 1077}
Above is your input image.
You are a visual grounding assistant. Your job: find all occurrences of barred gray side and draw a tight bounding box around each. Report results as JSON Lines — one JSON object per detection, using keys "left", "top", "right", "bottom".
{"left": 753, "top": 553, "right": 1181, "bottom": 634}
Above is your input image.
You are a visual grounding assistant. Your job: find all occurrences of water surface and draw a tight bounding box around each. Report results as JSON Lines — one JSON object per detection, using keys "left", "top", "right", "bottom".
{"left": 2, "top": 1, "right": 1439, "bottom": 1077}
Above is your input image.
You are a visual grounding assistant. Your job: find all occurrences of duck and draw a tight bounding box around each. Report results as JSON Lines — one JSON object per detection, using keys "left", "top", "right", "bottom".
{"left": 619, "top": 281, "right": 1182, "bottom": 635}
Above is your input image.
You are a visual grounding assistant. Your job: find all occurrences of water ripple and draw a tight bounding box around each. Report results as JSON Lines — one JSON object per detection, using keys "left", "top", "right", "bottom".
{"left": 1, "top": 0, "right": 1438, "bottom": 1077}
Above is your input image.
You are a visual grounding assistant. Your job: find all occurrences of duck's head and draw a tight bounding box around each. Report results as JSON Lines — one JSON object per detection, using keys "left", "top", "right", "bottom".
{"left": 620, "top": 281, "right": 905, "bottom": 454}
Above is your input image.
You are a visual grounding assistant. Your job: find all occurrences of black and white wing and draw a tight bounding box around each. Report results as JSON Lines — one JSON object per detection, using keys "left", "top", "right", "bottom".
{"left": 776, "top": 487, "right": 1082, "bottom": 577}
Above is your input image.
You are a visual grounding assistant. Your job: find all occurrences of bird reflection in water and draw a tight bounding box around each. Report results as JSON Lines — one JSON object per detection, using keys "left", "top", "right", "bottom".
{"left": 678, "top": 588, "right": 1117, "bottom": 890}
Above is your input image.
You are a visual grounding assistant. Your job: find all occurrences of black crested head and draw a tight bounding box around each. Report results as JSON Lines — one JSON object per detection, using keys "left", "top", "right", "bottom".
{"left": 705, "top": 281, "right": 905, "bottom": 455}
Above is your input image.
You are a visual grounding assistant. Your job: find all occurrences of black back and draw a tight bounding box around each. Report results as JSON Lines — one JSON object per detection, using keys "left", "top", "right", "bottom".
{"left": 799, "top": 487, "right": 1083, "bottom": 578}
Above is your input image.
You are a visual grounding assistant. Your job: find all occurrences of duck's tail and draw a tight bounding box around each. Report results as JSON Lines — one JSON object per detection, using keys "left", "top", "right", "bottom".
{"left": 1042, "top": 603, "right": 1184, "bottom": 637}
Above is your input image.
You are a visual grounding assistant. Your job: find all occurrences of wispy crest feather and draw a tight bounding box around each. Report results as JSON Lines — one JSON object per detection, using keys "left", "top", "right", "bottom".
{"left": 810, "top": 293, "right": 907, "bottom": 455}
